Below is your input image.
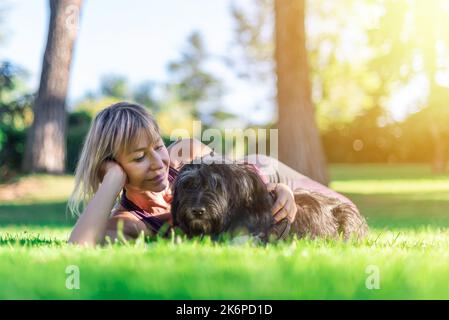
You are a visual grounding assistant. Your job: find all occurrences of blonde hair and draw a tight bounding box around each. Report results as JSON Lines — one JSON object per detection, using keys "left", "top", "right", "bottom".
{"left": 67, "top": 102, "right": 161, "bottom": 216}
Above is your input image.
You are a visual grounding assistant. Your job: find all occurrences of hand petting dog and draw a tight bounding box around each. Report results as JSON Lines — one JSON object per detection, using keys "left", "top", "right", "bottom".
{"left": 267, "top": 183, "right": 298, "bottom": 224}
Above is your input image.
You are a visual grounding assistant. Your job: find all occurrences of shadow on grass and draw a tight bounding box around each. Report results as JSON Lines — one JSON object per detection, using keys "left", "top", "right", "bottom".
{"left": 0, "top": 201, "right": 76, "bottom": 227}
{"left": 347, "top": 192, "right": 449, "bottom": 229}
{"left": 2, "top": 196, "right": 449, "bottom": 231}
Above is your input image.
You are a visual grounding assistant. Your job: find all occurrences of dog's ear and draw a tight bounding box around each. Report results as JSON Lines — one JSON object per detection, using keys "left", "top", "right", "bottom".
{"left": 243, "top": 166, "right": 272, "bottom": 206}
{"left": 230, "top": 165, "right": 274, "bottom": 235}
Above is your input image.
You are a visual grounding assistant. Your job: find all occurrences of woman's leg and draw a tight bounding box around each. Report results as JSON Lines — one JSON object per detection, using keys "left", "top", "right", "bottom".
{"left": 243, "top": 154, "right": 356, "bottom": 207}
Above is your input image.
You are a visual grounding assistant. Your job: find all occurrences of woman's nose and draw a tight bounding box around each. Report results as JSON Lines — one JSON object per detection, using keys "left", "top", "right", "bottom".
{"left": 148, "top": 152, "right": 164, "bottom": 171}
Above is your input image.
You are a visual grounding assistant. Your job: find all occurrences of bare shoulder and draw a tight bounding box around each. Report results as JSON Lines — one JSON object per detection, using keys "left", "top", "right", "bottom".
{"left": 167, "top": 138, "right": 212, "bottom": 170}
{"left": 105, "top": 210, "right": 151, "bottom": 241}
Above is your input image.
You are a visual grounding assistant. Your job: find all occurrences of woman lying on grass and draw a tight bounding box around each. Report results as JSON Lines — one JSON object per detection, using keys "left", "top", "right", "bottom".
{"left": 68, "top": 102, "right": 359, "bottom": 246}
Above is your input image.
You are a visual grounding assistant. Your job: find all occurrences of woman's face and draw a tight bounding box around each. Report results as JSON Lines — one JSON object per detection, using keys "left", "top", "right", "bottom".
{"left": 116, "top": 132, "right": 170, "bottom": 193}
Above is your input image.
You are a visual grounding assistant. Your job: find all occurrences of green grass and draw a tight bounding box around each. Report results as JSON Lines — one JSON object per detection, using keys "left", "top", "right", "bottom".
{"left": 0, "top": 164, "right": 448, "bottom": 299}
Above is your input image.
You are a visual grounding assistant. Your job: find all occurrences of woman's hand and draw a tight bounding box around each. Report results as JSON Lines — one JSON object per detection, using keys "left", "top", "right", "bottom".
{"left": 99, "top": 160, "right": 127, "bottom": 188}
{"left": 267, "top": 183, "right": 297, "bottom": 223}
{"left": 69, "top": 161, "right": 128, "bottom": 247}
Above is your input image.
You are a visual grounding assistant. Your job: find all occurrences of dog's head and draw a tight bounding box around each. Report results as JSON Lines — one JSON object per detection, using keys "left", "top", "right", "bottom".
{"left": 171, "top": 163, "right": 230, "bottom": 237}
{"left": 171, "top": 163, "right": 274, "bottom": 239}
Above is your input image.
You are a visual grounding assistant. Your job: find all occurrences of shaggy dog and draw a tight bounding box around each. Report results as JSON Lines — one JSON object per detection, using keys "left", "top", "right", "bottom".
{"left": 171, "top": 162, "right": 368, "bottom": 242}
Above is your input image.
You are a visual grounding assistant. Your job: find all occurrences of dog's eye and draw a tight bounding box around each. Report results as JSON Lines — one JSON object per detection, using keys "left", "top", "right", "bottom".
{"left": 183, "top": 180, "right": 199, "bottom": 190}
{"left": 210, "top": 174, "right": 222, "bottom": 190}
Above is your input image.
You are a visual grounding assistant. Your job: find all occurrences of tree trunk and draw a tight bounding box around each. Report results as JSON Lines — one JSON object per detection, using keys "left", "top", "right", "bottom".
{"left": 431, "top": 126, "right": 447, "bottom": 173}
{"left": 23, "top": 0, "right": 82, "bottom": 173}
{"left": 274, "top": 0, "right": 329, "bottom": 185}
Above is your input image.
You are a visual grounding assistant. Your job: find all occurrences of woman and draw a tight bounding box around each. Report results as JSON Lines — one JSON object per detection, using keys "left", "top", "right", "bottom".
{"left": 68, "top": 102, "right": 301, "bottom": 246}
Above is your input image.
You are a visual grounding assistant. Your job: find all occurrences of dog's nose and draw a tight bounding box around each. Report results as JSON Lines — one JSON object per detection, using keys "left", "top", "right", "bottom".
{"left": 191, "top": 207, "right": 206, "bottom": 216}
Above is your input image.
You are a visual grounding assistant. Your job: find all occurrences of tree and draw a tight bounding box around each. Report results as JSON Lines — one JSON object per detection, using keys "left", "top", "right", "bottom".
{"left": 229, "top": 0, "right": 274, "bottom": 83}
{"left": 230, "top": 0, "right": 332, "bottom": 183}
{"left": 133, "top": 81, "right": 159, "bottom": 112}
{"left": 230, "top": 0, "right": 390, "bottom": 124}
{"left": 0, "top": 62, "right": 34, "bottom": 180}
{"left": 365, "top": 0, "right": 449, "bottom": 172}
{"left": 274, "top": 0, "right": 329, "bottom": 184}
{"left": 166, "top": 31, "right": 224, "bottom": 121}
{"left": 23, "top": 0, "right": 82, "bottom": 173}
{"left": 100, "top": 74, "right": 130, "bottom": 99}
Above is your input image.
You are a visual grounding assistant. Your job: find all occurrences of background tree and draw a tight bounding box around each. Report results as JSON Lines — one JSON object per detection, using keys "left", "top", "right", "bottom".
{"left": 365, "top": 0, "right": 449, "bottom": 172}
{"left": 0, "top": 62, "right": 33, "bottom": 180}
{"left": 229, "top": 0, "right": 274, "bottom": 83}
{"left": 133, "top": 81, "right": 159, "bottom": 112}
{"left": 230, "top": 0, "right": 449, "bottom": 172}
{"left": 274, "top": 0, "right": 329, "bottom": 184}
{"left": 230, "top": 0, "right": 332, "bottom": 184}
{"left": 0, "top": 6, "right": 33, "bottom": 180}
{"left": 100, "top": 74, "right": 130, "bottom": 100}
{"left": 166, "top": 31, "right": 224, "bottom": 122}
{"left": 23, "top": 0, "right": 82, "bottom": 173}
{"left": 229, "top": 0, "right": 381, "bottom": 129}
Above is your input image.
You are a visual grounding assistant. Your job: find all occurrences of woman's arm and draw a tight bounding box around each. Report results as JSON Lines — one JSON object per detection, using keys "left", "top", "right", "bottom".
{"left": 68, "top": 164, "right": 126, "bottom": 247}
{"left": 104, "top": 212, "right": 151, "bottom": 243}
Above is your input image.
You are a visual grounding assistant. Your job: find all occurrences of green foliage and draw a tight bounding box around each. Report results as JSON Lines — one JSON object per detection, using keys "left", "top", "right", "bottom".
{"left": 229, "top": 0, "right": 274, "bottom": 81}
{"left": 166, "top": 31, "right": 224, "bottom": 121}
{"left": 0, "top": 62, "right": 33, "bottom": 180}
{"left": 229, "top": 0, "right": 449, "bottom": 167}
{"left": 75, "top": 77, "right": 160, "bottom": 117}
{"left": 133, "top": 81, "right": 159, "bottom": 112}
{"left": 322, "top": 106, "right": 449, "bottom": 164}
{"left": 66, "top": 111, "right": 92, "bottom": 173}
{"left": 100, "top": 74, "right": 130, "bottom": 99}
{"left": 74, "top": 96, "right": 124, "bottom": 118}
{"left": 155, "top": 94, "right": 196, "bottom": 137}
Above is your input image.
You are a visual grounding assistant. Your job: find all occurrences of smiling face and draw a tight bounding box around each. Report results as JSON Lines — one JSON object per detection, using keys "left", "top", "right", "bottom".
{"left": 116, "top": 130, "right": 170, "bottom": 193}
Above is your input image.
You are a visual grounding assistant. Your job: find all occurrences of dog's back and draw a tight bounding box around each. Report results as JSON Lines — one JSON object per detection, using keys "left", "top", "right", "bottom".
{"left": 291, "top": 189, "right": 368, "bottom": 240}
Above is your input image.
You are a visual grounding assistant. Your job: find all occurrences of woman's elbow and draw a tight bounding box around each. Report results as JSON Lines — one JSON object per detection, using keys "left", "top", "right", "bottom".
{"left": 67, "top": 231, "right": 101, "bottom": 247}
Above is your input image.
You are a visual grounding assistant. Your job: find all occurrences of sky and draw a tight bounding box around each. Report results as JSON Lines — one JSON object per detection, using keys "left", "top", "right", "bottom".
{"left": 0, "top": 0, "right": 273, "bottom": 124}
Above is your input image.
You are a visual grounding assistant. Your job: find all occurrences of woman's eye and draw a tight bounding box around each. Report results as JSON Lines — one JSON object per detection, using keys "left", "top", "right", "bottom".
{"left": 155, "top": 145, "right": 164, "bottom": 151}
{"left": 134, "top": 155, "right": 145, "bottom": 162}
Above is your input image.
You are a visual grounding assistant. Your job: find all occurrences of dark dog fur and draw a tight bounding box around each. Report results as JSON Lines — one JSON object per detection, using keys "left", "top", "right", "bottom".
{"left": 171, "top": 163, "right": 368, "bottom": 241}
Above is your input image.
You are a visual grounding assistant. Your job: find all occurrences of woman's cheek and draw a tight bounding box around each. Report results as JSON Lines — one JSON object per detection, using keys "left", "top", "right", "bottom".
{"left": 124, "top": 163, "right": 146, "bottom": 185}
{"left": 160, "top": 147, "right": 170, "bottom": 164}
{"left": 136, "top": 162, "right": 151, "bottom": 182}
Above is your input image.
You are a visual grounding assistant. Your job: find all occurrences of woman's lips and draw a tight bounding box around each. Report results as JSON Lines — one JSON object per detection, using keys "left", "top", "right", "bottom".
{"left": 147, "top": 174, "right": 165, "bottom": 184}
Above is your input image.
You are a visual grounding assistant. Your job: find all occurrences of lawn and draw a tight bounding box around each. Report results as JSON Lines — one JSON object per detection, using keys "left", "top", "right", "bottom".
{"left": 0, "top": 164, "right": 448, "bottom": 299}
